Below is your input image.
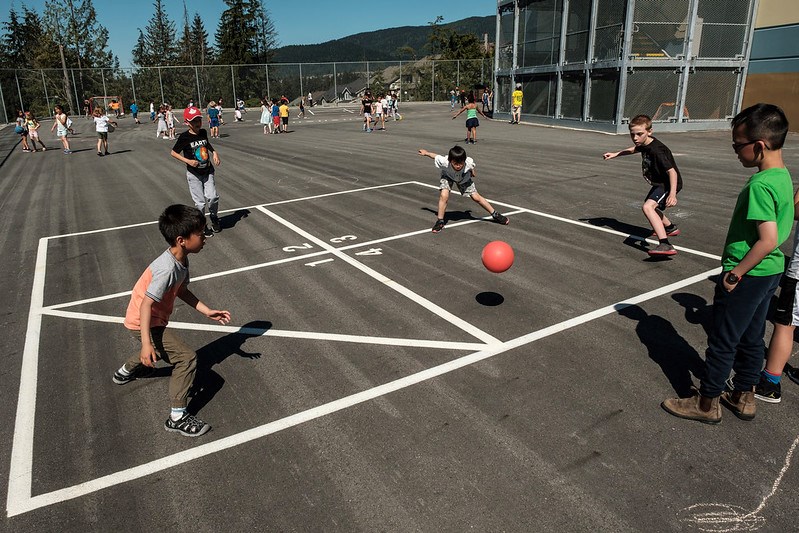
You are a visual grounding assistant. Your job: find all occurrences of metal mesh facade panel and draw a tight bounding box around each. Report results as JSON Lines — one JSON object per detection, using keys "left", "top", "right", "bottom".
{"left": 623, "top": 68, "right": 681, "bottom": 120}
{"left": 498, "top": 6, "right": 515, "bottom": 70}
{"left": 684, "top": 69, "right": 739, "bottom": 119}
{"left": 631, "top": 0, "right": 690, "bottom": 59}
{"left": 695, "top": 0, "right": 752, "bottom": 58}
{"left": 560, "top": 73, "right": 584, "bottom": 118}
{"left": 593, "top": 0, "right": 626, "bottom": 61}
{"left": 565, "top": 0, "right": 592, "bottom": 63}
{"left": 519, "top": 0, "right": 562, "bottom": 67}
{"left": 589, "top": 70, "right": 619, "bottom": 121}
{"left": 525, "top": 75, "right": 557, "bottom": 116}
{"left": 497, "top": 76, "right": 512, "bottom": 113}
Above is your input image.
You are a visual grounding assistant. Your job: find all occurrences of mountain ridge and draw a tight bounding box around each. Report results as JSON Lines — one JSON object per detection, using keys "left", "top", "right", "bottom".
{"left": 272, "top": 16, "right": 495, "bottom": 63}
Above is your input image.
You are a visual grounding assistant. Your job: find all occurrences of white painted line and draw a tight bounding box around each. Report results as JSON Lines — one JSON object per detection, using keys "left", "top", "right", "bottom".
{"left": 7, "top": 238, "right": 48, "bottom": 516}
{"left": 48, "top": 181, "right": 418, "bottom": 240}
{"left": 257, "top": 206, "right": 501, "bottom": 345}
{"left": 8, "top": 266, "right": 720, "bottom": 516}
{"left": 305, "top": 258, "right": 334, "bottom": 267}
{"left": 343, "top": 108, "right": 354, "bottom": 113}
{"left": 307, "top": 110, "right": 315, "bottom": 116}
{"left": 411, "top": 181, "right": 722, "bottom": 261}
{"left": 40, "top": 309, "right": 488, "bottom": 351}
{"left": 45, "top": 210, "right": 526, "bottom": 311}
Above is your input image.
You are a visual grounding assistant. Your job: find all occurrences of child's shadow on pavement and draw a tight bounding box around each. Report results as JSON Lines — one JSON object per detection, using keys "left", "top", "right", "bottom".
{"left": 421, "top": 207, "right": 475, "bottom": 221}
{"left": 616, "top": 304, "right": 705, "bottom": 397}
{"left": 672, "top": 292, "right": 714, "bottom": 337}
{"left": 220, "top": 209, "right": 250, "bottom": 230}
{"left": 188, "top": 320, "right": 271, "bottom": 415}
{"left": 579, "top": 217, "right": 654, "bottom": 254}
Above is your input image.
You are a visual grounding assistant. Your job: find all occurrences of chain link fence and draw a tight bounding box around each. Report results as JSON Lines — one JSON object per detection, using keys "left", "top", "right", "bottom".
{"left": 0, "top": 58, "right": 494, "bottom": 122}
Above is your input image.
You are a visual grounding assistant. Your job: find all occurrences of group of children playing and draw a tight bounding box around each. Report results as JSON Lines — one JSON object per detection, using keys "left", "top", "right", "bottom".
{"left": 14, "top": 94, "right": 796, "bottom": 435}
{"left": 360, "top": 91, "right": 402, "bottom": 132}
{"left": 259, "top": 97, "right": 291, "bottom": 134}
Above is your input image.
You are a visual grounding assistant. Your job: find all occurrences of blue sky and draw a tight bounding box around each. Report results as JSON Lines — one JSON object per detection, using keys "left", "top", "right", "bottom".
{"left": 5, "top": 0, "right": 494, "bottom": 67}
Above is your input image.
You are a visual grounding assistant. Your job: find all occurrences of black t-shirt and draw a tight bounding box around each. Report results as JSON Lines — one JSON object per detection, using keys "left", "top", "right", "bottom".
{"left": 172, "top": 128, "right": 214, "bottom": 176}
{"left": 362, "top": 98, "right": 372, "bottom": 112}
{"left": 635, "top": 137, "right": 682, "bottom": 191}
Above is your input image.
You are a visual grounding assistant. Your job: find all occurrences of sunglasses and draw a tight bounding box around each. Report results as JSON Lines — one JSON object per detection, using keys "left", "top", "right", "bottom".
{"left": 731, "top": 140, "right": 769, "bottom": 153}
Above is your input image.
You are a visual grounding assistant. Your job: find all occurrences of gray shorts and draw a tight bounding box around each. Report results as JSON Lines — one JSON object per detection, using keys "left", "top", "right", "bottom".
{"left": 439, "top": 176, "right": 477, "bottom": 197}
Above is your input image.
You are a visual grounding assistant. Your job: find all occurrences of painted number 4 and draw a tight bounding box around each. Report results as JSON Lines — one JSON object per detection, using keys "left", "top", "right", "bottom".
{"left": 355, "top": 248, "right": 382, "bottom": 256}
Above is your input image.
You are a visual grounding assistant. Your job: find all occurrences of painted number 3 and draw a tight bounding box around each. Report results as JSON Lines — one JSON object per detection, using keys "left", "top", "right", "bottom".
{"left": 330, "top": 235, "right": 357, "bottom": 243}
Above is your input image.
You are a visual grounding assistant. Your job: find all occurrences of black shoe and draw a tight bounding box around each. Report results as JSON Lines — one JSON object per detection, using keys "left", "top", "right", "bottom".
{"left": 98, "top": 152, "right": 104, "bottom": 157}
{"left": 786, "top": 365, "right": 799, "bottom": 386}
{"left": 112, "top": 365, "right": 155, "bottom": 385}
{"left": 492, "top": 212, "right": 509, "bottom": 225}
{"left": 204, "top": 226, "right": 215, "bottom": 237}
{"left": 432, "top": 219, "right": 446, "bottom": 233}
{"left": 164, "top": 413, "right": 211, "bottom": 437}
{"left": 211, "top": 217, "right": 222, "bottom": 233}
{"left": 755, "top": 376, "right": 782, "bottom": 403}
{"left": 104, "top": 151, "right": 110, "bottom": 155}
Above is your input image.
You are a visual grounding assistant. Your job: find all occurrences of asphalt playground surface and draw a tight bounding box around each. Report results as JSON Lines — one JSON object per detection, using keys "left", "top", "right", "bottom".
{"left": 1, "top": 102, "right": 799, "bottom": 532}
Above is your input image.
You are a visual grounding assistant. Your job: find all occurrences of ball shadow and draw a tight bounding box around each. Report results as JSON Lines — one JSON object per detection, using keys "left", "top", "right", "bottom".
{"left": 476, "top": 292, "right": 504, "bottom": 306}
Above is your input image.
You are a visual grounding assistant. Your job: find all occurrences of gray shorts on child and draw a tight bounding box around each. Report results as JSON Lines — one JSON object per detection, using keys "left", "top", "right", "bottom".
{"left": 439, "top": 176, "right": 477, "bottom": 197}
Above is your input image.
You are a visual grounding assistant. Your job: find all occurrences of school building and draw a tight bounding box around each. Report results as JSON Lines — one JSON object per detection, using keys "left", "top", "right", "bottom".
{"left": 742, "top": 0, "right": 799, "bottom": 130}
{"left": 493, "top": 0, "right": 797, "bottom": 132}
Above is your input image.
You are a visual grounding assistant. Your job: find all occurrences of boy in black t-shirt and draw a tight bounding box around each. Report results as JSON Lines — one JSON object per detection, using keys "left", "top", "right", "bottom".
{"left": 603, "top": 114, "right": 684, "bottom": 256}
{"left": 171, "top": 107, "right": 222, "bottom": 234}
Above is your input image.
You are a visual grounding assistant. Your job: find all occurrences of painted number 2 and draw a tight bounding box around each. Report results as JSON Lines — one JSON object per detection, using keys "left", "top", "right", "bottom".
{"left": 283, "top": 243, "right": 312, "bottom": 252}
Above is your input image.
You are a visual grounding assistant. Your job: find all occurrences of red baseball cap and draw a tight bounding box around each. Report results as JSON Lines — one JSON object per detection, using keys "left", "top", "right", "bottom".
{"left": 183, "top": 106, "right": 202, "bottom": 122}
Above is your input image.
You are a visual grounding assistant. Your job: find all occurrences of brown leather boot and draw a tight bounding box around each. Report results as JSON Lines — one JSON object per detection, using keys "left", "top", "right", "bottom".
{"left": 720, "top": 389, "right": 756, "bottom": 421}
{"left": 661, "top": 394, "right": 721, "bottom": 424}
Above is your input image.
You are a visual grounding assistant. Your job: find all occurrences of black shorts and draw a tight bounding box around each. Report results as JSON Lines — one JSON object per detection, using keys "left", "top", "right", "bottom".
{"left": 466, "top": 117, "right": 479, "bottom": 128}
{"left": 773, "top": 275, "right": 799, "bottom": 326}
{"left": 281, "top": 117, "right": 288, "bottom": 125}
{"left": 645, "top": 184, "right": 678, "bottom": 210}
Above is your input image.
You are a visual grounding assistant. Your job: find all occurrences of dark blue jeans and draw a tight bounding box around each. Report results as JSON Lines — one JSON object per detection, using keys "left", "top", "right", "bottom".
{"left": 700, "top": 273, "right": 781, "bottom": 397}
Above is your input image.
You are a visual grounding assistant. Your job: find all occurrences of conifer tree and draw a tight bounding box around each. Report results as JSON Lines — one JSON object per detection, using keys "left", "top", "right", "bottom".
{"left": 136, "top": 0, "right": 177, "bottom": 66}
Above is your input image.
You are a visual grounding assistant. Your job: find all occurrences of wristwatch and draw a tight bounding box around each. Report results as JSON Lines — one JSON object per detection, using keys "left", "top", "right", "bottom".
{"left": 725, "top": 272, "right": 741, "bottom": 285}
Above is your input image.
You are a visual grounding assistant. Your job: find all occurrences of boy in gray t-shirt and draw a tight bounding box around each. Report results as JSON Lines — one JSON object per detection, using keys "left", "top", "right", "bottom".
{"left": 418, "top": 145, "right": 509, "bottom": 233}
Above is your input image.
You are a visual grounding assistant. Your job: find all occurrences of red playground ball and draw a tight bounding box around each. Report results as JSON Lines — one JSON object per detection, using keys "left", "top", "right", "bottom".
{"left": 481, "top": 241, "right": 514, "bottom": 273}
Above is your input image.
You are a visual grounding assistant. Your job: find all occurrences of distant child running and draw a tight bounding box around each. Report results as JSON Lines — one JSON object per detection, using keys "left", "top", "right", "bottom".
{"left": 171, "top": 106, "right": 222, "bottom": 234}
{"left": 418, "top": 145, "right": 510, "bottom": 233}
{"left": 270, "top": 98, "right": 280, "bottom": 134}
{"left": 207, "top": 101, "right": 220, "bottom": 138}
{"left": 452, "top": 93, "right": 487, "bottom": 144}
{"left": 24, "top": 111, "right": 47, "bottom": 151}
{"left": 166, "top": 105, "right": 176, "bottom": 139}
{"left": 361, "top": 91, "right": 374, "bottom": 132}
{"left": 662, "top": 103, "right": 793, "bottom": 424}
{"left": 113, "top": 204, "right": 231, "bottom": 437}
{"left": 260, "top": 98, "right": 271, "bottom": 134}
{"left": 603, "top": 114, "right": 683, "bottom": 256}
{"left": 93, "top": 106, "right": 117, "bottom": 156}
{"left": 156, "top": 106, "right": 168, "bottom": 139}
{"left": 15, "top": 110, "right": 30, "bottom": 153}
{"left": 50, "top": 105, "right": 72, "bottom": 154}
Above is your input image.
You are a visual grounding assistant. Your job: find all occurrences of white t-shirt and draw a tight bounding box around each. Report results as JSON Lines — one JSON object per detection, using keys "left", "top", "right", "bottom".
{"left": 435, "top": 155, "right": 475, "bottom": 184}
{"left": 94, "top": 115, "right": 110, "bottom": 132}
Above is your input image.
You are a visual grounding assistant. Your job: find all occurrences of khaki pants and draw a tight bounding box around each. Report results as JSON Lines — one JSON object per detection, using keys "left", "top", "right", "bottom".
{"left": 124, "top": 327, "right": 197, "bottom": 408}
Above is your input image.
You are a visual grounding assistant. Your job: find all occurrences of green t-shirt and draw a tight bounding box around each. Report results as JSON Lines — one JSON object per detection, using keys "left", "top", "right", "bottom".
{"left": 721, "top": 167, "right": 794, "bottom": 276}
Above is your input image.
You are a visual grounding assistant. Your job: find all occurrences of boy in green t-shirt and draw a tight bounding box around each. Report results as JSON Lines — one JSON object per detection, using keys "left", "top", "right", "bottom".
{"left": 662, "top": 103, "right": 793, "bottom": 424}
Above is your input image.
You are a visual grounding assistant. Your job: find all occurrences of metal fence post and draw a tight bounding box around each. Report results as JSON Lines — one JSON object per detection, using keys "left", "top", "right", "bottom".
{"left": 101, "top": 68, "right": 108, "bottom": 98}
{"left": 399, "top": 61, "right": 402, "bottom": 102}
{"left": 70, "top": 69, "right": 79, "bottom": 113}
{"left": 675, "top": 0, "right": 701, "bottom": 123}
{"left": 299, "top": 63, "right": 303, "bottom": 101}
{"left": 367, "top": 61, "right": 370, "bottom": 88}
{"left": 333, "top": 62, "right": 337, "bottom": 105}
{"left": 158, "top": 67, "right": 164, "bottom": 105}
{"left": 583, "top": 0, "right": 600, "bottom": 121}
{"left": 194, "top": 66, "right": 201, "bottom": 105}
{"left": 41, "top": 70, "right": 51, "bottom": 117}
{"left": 0, "top": 80, "right": 8, "bottom": 123}
{"left": 615, "top": 0, "right": 636, "bottom": 129}
{"left": 131, "top": 69, "right": 138, "bottom": 106}
{"left": 15, "top": 71, "right": 24, "bottom": 113}
{"left": 265, "top": 64, "right": 270, "bottom": 100}
{"left": 230, "top": 64, "right": 236, "bottom": 107}
{"left": 431, "top": 60, "right": 435, "bottom": 102}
